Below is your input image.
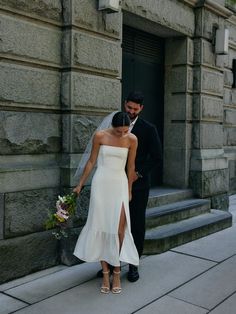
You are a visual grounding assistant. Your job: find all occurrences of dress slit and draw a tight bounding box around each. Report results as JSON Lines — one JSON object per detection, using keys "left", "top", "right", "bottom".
{"left": 117, "top": 202, "right": 127, "bottom": 254}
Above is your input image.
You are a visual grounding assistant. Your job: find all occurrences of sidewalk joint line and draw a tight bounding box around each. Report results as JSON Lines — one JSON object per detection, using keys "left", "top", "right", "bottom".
{"left": 208, "top": 290, "right": 236, "bottom": 313}
{"left": 170, "top": 249, "right": 219, "bottom": 263}
{"left": 2, "top": 267, "right": 67, "bottom": 292}
{"left": 169, "top": 294, "right": 209, "bottom": 311}
{"left": 2, "top": 291, "right": 30, "bottom": 305}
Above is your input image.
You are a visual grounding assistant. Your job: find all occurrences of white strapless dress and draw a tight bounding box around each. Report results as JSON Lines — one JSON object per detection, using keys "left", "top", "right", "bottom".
{"left": 73, "top": 145, "right": 139, "bottom": 266}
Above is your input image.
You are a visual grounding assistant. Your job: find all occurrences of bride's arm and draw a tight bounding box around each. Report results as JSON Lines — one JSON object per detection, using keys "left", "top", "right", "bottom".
{"left": 73, "top": 132, "right": 101, "bottom": 194}
{"left": 127, "top": 135, "right": 138, "bottom": 201}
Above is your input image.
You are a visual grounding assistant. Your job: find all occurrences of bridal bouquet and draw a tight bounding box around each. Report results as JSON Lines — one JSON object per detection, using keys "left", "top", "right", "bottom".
{"left": 45, "top": 193, "right": 77, "bottom": 239}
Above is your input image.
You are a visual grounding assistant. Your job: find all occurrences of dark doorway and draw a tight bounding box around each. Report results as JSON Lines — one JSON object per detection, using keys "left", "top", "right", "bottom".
{"left": 122, "top": 25, "right": 165, "bottom": 185}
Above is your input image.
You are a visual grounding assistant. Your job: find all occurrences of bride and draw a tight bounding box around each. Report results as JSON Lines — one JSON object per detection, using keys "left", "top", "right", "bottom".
{"left": 73, "top": 111, "right": 139, "bottom": 294}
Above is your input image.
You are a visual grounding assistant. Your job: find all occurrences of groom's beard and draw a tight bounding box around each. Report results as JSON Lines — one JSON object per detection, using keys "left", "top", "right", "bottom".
{"left": 127, "top": 112, "right": 138, "bottom": 121}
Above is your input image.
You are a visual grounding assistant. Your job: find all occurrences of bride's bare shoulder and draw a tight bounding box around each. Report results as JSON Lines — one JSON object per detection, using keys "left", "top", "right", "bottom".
{"left": 128, "top": 133, "right": 137, "bottom": 148}
{"left": 94, "top": 129, "right": 110, "bottom": 142}
{"left": 128, "top": 132, "right": 137, "bottom": 142}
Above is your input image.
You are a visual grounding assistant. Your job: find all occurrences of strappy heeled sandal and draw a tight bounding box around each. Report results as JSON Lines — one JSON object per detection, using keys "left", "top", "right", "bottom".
{"left": 100, "top": 271, "right": 110, "bottom": 294}
{"left": 112, "top": 270, "right": 122, "bottom": 294}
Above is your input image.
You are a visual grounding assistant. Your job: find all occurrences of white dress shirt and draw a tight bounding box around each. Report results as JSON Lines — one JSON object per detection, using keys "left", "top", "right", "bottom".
{"left": 128, "top": 116, "right": 138, "bottom": 133}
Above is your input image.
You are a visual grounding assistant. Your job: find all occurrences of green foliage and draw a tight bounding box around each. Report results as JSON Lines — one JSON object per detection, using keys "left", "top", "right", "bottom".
{"left": 45, "top": 192, "right": 77, "bottom": 239}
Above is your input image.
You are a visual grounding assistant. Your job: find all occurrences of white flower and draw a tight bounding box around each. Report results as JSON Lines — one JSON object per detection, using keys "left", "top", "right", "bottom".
{"left": 58, "top": 196, "right": 64, "bottom": 203}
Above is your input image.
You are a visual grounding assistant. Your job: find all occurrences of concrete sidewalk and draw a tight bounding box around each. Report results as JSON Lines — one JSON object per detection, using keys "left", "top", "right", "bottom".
{"left": 1, "top": 195, "right": 236, "bottom": 314}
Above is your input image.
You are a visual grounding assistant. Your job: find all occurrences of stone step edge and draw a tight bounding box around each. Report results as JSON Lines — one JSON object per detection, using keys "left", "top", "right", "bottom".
{"left": 147, "top": 188, "right": 194, "bottom": 208}
{"left": 146, "top": 198, "right": 211, "bottom": 219}
{"left": 145, "top": 209, "right": 232, "bottom": 240}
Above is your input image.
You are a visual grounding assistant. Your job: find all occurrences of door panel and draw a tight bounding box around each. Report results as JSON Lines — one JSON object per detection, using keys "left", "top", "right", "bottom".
{"left": 122, "top": 26, "right": 164, "bottom": 185}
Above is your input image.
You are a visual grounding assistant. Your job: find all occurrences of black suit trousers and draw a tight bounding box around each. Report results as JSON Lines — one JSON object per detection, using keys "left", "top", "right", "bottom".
{"left": 129, "top": 188, "right": 149, "bottom": 258}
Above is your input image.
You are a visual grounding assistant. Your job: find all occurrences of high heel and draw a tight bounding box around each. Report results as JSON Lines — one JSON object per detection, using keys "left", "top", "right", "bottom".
{"left": 112, "top": 270, "right": 122, "bottom": 294}
{"left": 100, "top": 271, "right": 110, "bottom": 294}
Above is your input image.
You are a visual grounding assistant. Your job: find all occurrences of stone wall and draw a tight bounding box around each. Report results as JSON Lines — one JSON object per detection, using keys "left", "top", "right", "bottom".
{"left": 0, "top": 0, "right": 122, "bottom": 283}
{"left": 0, "top": 0, "right": 63, "bottom": 283}
{"left": 189, "top": 1, "right": 232, "bottom": 208}
{"left": 224, "top": 12, "right": 236, "bottom": 194}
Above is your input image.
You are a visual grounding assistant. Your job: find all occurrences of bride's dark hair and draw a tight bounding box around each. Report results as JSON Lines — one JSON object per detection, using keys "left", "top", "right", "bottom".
{"left": 111, "top": 111, "right": 130, "bottom": 127}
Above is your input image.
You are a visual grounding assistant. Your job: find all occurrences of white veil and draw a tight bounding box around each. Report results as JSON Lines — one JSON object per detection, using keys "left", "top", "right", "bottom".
{"left": 74, "top": 110, "right": 119, "bottom": 181}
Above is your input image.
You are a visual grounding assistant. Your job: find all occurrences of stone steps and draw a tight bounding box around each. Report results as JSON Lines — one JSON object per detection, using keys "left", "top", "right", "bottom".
{"left": 146, "top": 198, "right": 211, "bottom": 228}
{"left": 144, "top": 187, "right": 232, "bottom": 254}
{"left": 147, "top": 187, "right": 193, "bottom": 208}
{"left": 144, "top": 209, "right": 232, "bottom": 254}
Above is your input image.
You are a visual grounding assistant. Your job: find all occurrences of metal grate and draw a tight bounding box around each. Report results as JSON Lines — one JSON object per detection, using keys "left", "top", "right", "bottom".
{"left": 123, "top": 26, "right": 164, "bottom": 63}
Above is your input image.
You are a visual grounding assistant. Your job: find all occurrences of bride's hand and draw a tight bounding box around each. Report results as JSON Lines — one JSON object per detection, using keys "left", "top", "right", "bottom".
{"left": 73, "top": 185, "right": 83, "bottom": 195}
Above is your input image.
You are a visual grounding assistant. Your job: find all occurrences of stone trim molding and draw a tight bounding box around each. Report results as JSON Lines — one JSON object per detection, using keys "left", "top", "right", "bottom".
{"left": 179, "top": 0, "right": 198, "bottom": 8}
{"left": 196, "top": 0, "right": 233, "bottom": 19}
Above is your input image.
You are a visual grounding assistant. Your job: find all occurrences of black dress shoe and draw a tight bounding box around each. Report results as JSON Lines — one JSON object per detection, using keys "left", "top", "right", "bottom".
{"left": 127, "top": 265, "right": 139, "bottom": 282}
{"left": 96, "top": 269, "right": 103, "bottom": 278}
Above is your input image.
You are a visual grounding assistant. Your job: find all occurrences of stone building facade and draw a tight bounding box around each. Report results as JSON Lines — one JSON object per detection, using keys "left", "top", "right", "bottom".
{"left": 0, "top": 0, "right": 236, "bottom": 283}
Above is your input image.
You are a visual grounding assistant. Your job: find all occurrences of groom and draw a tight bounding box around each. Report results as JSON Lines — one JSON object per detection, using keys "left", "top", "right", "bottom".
{"left": 124, "top": 91, "right": 162, "bottom": 282}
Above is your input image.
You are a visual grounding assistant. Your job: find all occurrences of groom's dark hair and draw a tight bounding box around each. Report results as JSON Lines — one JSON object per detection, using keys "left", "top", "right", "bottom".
{"left": 112, "top": 111, "right": 130, "bottom": 127}
{"left": 126, "top": 91, "right": 144, "bottom": 105}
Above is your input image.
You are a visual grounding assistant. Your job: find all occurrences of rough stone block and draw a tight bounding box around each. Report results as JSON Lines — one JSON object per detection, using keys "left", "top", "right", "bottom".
{"left": 0, "top": 15, "right": 61, "bottom": 65}
{"left": 224, "top": 69, "right": 233, "bottom": 87}
{"left": 231, "top": 88, "right": 236, "bottom": 105}
{"left": 194, "top": 39, "right": 215, "bottom": 66}
{"left": 224, "top": 108, "right": 236, "bottom": 125}
{"left": 4, "top": 188, "right": 59, "bottom": 238}
{"left": 166, "top": 94, "right": 192, "bottom": 121}
{"left": 190, "top": 168, "right": 229, "bottom": 198}
{"left": 72, "top": 31, "right": 121, "bottom": 75}
{"left": 223, "top": 47, "right": 236, "bottom": 69}
{"left": 195, "top": 8, "right": 219, "bottom": 40}
{"left": 0, "top": 231, "right": 59, "bottom": 284}
{"left": 61, "top": 72, "right": 120, "bottom": 111}
{"left": 229, "top": 171, "right": 236, "bottom": 193}
{"left": 202, "top": 69, "right": 224, "bottom": 95}
{"left": 0, "top": 194, "right": 4, "bottom": 240}
{"left": 193, "top": 123, "right": 223, "bottom": 149}
{"left": 59, "top": 227, "right": 82, "bottom": 266}
{"left": 165, "top": 38, "right": 188, "bottom": 65}
{"left": 165, "top": 123, "right": 192, "bottom": 149}
{"left": 202, "top": 96, "right": 223, "bottom": 121}
{"left": 0, "top": 0, "right": 62, "bottom": 22}
{"left": 191, "top": 156, "right": 228, "bottom": 172}
{"left": 67, "top": 0, "right": 121, "bottom": 37}
{"left": 211, "top": 193, "right": 229, "bottom": 210}
{"left": 0, "top": 111, "right": 61, "bottom": 154}
{"left": 171, "top": 66, "right": 187, "bottom": 93}
{"left": 224, "top": 127, "right": 236, "bottom": 146}
{"left": 163, "top": 148, "right": 190, "bottom": 188}
{"left": 193, "top": 96, "right": 223, "bottom": 121}
{"left": 226, "top": 19, "right": 236, "bottom": 44}
{"left": 0, "top": 63, "right": 61, "bottom": 109}
{"left": 62, "top": 113, "right": 117, "bottom": 153}
{"left": 0, "top": 167, "right": 60, "bottom": 193}
{"left": 202, "top": 39, "right": 215, "bottom": 66}
{"left": 224, "top": 88, "right": 232, "bottom": 106}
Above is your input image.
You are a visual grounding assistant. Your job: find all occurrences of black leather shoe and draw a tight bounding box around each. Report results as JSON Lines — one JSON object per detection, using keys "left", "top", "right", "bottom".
{"left": 96, "top": 269, "right": 103, "bottom": 278}
{"left": 96, "top": 265, "right": 114, "bottom": 278}
{"left": 127, "top": 265, "right": 139, "bottom": 282}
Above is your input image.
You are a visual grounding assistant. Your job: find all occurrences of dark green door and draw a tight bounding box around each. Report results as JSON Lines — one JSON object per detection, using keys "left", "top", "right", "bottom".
{"left": 122, "top": 25, "right": 165, "bottom": 185}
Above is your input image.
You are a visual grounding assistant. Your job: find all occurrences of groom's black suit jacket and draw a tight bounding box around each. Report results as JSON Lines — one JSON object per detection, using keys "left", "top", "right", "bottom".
{"left": 131, "top": 117, "right": 162, "bottom": 190}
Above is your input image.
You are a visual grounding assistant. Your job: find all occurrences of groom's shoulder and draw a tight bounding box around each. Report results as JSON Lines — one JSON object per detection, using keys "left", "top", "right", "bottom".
{"left": 138, "top": 117, "right": 156, "bottom": 130}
